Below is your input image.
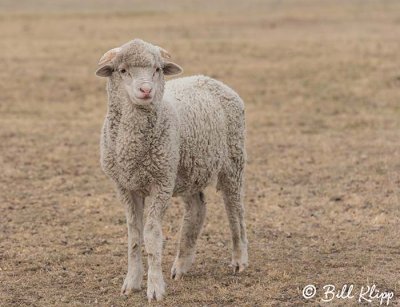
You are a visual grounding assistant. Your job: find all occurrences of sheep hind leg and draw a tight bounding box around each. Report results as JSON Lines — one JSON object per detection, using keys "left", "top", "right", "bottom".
{"left": 218, "top": 172, "right": 248, "bottom": 274}
{"left": 171, "top": 191, "right": 206, "bottom": 280}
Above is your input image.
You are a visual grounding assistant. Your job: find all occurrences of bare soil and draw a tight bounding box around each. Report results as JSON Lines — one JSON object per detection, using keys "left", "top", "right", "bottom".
{"left": 1, "top": 1, "right": 399, "bottom": 306}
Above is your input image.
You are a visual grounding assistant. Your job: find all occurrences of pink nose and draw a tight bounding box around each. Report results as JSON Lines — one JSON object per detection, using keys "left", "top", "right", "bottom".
{"left": 139, "top": 83, "right": 152, "bottom": 95}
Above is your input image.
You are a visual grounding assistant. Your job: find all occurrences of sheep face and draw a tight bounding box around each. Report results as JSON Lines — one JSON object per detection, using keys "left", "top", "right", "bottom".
{"left": 118, "top": 64, "right": 162, "bottom": 105}
{"left": 96, "top": 39, "right": 183, "bottom": 106}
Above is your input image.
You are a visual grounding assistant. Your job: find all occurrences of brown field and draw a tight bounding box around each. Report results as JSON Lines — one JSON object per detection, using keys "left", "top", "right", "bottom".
{"left": 1, "top": 0, "right": 400, "bottom": 306}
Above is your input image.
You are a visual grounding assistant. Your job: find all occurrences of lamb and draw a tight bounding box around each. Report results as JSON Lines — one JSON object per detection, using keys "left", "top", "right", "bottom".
{"left": 95, "top": 38, "right": 248, "bottom": 301}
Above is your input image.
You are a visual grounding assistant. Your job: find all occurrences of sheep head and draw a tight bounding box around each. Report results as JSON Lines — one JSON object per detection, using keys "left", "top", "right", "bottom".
{"left": 95, "top": 39, "right": 183, "bottom": 105}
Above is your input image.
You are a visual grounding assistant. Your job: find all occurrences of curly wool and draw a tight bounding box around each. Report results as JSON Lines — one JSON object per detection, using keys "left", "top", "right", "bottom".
{"left": 100, "top": 45, "right": 246, "bottom": 198}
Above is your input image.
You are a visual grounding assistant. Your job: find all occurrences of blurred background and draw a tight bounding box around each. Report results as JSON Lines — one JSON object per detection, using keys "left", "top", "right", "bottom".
{"left": 1, "top": 0, "right": 399, "bottom": 305}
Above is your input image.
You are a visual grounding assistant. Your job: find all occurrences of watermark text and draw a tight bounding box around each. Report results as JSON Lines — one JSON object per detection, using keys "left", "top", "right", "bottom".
{"left": 302, "top": 284, "right": 394, "bottom": 305}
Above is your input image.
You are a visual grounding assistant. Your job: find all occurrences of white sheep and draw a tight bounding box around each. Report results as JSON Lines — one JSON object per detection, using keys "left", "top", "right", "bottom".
{"left": 95, "top": 39, "right": 248, "bottom": 301}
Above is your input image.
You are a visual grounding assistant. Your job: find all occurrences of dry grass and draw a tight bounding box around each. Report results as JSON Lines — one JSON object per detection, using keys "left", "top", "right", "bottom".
{"left": 1, "top": 0, "right": 400, "bottom": 306}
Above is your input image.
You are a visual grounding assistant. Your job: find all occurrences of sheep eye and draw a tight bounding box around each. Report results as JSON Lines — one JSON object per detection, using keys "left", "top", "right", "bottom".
{"left": 120, "top": 68, "right": 126, "bottom": 74}
{"left": 153, "top": 67, "right": 161, "bottom": 77}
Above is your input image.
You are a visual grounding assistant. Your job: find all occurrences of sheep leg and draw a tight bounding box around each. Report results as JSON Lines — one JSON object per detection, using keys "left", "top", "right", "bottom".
{"left": 144, "top": 188, "right": 170, "bottom": 302}
{"left": 171, "top": 191, "right": 206, "bottom": 280}
{"left": 222, "top": 190, "right": 248, "bottom": 273}
{"left": 118, "top": 187, "right": 144, "bottom": 295}
{"left": 219, "top": 169, "right": 248, "bottom": 274}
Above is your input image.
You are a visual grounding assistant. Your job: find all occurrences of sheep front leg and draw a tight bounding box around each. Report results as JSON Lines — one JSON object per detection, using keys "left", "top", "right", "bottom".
{"left": 144, "top": 188, "right": 170, "bottom": 302}
{"left": 117, "top": 186, "right": 144, "bottom": 295}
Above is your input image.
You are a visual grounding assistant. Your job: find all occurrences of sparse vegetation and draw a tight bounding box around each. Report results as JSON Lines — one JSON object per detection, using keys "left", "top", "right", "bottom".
{"left": 1, "top": 0, "right": 399, "bottom": 306}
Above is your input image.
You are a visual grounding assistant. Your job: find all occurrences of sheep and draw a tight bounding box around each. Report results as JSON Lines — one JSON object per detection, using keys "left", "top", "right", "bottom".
{"left": 95, "top": 39, "right": 248, "bottom": 301}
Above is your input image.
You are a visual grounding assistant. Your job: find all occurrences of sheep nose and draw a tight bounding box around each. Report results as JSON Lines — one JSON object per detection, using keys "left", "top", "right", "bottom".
{"left": 139, "top": 83, "right": 152, "bottom": 94}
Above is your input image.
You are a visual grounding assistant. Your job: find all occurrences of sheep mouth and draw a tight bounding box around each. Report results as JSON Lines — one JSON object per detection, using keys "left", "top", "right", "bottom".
{"left": 137, "top": 96, "right": 152, "bottom": 101}
{"left": 134, "top": 95, "right": 153, "bottom": 104}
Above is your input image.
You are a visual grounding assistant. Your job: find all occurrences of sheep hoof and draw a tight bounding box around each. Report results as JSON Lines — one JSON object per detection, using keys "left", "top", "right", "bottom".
{"left": 170, "top": 255, "right": 193, "bottom": 280}
{"left": 230, "top": 261, "right": 248, "bottom": 274}
{"left": 170, "top": 268, "right": 178, "bottom": 280}
{"left": 147, "top": 274, "right": 165, "bottom": 301}
{"left": 147, "top": 289, "right": 164, "bottom": 302}
{"left": 170, "top": 267, "right": 184, "bottom": 280}
{"left": 121, "top": 273, "right": 142, "bottom": 295}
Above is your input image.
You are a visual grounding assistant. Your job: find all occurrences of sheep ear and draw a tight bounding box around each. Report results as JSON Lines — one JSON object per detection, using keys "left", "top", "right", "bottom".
{"left": 163, "top": 62, "right": 183, "bottom": 76}
{"left": 98, "top": 47, "right": 121, "bottom": 66}
{"left": 157, "top": 47, "right": 171, "bottom": 60}
{"left": 95, "top": 47, "right": 121, "bottom": 77}
{"left": 95, "top": 65, "right": 113, "bottom": 77}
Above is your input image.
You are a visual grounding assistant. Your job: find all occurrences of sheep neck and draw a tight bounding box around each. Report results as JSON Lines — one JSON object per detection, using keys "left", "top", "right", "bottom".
{"left": 119, "top": 102, "right": 158, "bottom": 135}
{"left": 105, "top": 79, "right": 161, "bottom": 146}
{"left": 104, "top": 78, "right": 167, "bottom": 184}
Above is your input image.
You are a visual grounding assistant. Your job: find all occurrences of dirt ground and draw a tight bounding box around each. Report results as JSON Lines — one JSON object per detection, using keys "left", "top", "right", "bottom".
{"left": 1, "top": 0, "right": 400, "bottom": 306}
